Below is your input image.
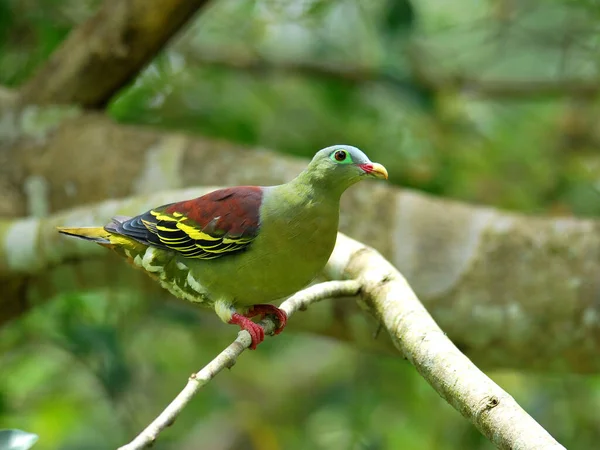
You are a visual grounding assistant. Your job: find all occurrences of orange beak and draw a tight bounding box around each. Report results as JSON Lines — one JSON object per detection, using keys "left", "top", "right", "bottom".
{"left": 360, "top": 162, "right": 388, "bottom": 180}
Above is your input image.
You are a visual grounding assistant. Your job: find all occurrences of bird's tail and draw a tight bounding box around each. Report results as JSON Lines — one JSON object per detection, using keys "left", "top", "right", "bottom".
{"left": 58, "top": 217, "right": 145, "bottom": 250}
{"left": 57, "top": 216, "right": 136, "bottom": 246}
{"left": 57, "top": 226, "right": 112, "bottom": 244}
{"left": 58, "top": 219, "right": 149, "bottom": 264}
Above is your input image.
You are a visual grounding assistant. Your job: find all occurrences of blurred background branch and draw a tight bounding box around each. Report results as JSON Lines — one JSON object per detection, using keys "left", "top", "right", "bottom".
{"left": 185, "top": 46, "right": 600, "bottom": 100}
{"left": 17, "top": 0, "right": 212, "bottom": 108}
{"left": 2, "top": 180, "right": 600, "bottom": 374}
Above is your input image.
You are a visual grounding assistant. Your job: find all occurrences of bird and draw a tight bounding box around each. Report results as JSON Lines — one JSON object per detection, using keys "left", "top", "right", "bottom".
{"left": 58, "top": 145, "right": 388, "bottom": 349}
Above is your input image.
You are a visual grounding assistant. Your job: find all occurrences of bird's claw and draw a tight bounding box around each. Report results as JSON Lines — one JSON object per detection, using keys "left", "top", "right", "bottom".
{"left": 229, "top": 313, "right": 265, "bottom": 349}
{"left": 228, "top": 305, "right": 287, "bottom": 349}
{"left": 245, "top": 304, "right": 287, "bottom": 335}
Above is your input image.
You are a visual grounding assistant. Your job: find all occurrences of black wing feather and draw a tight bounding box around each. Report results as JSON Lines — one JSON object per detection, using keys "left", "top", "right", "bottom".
{"left": 105, "top": 204, "right": 256, "bottom": 260}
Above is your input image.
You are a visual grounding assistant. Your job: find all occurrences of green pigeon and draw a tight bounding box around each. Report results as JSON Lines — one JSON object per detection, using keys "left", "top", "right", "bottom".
{"left": 58, "top": 146, "right": 388, "bottom": 349}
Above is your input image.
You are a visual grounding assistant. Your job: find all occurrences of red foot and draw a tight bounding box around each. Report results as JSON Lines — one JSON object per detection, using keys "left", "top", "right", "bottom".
{"left": 245, "top": 304, "right": 287, "bottom": 335}
{"left": 229, "top": 313, "right": 265, "bottom": 350}
{"left": 228, "top": 305, "right": 288, "bottom": 349}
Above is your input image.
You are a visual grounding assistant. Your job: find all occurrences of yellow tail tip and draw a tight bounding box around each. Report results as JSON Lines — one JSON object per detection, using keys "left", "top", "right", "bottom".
{"left": 57, "top": 226, "right": 111, "bottom": 244}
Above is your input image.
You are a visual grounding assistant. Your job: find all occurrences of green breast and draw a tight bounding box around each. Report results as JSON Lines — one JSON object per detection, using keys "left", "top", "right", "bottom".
{"left": 185, "top": 185, "right": 340, "bottom": 306}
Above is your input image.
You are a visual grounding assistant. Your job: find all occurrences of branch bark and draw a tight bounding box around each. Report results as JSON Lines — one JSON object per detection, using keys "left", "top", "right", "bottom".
{"left": 17, "top": 0, "right": 211, "bottom": 108}
{"left": 2, "top": 110, "right": 600, "bottom": 372}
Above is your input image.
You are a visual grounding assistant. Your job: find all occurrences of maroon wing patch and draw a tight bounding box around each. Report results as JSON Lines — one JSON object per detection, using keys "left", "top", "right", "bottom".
{"left": 109, "top": 187, "right": 263, "bottom": 259}
{"left": 165, "top": 187, "right": 262, "bottom": 238}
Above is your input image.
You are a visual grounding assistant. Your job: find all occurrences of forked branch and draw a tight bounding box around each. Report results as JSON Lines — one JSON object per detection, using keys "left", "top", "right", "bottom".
{"left": 119, "top": 233, "right": 565, "bottom": 450}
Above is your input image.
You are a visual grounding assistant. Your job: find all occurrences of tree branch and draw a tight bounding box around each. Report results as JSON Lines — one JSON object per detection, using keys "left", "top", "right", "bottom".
{"left": 118, "top": 280, "right": 361, "bottom": 450}
{"left": 185, "top": 47, "right": 600, "bottom": 99}
{"left": 186, "top": 48, "right": 384, "bottom": 84}
{"left": 405, "top": 43, "right": 600, "bottom": 100}
{"left": 119, "top": 237, "right": 564, "bottom": 450}
{"left": 325, "top": 234, "right": 565, "bottom": 449}
{"left": 17, "top": 0, "right": 211, "bottom": 108}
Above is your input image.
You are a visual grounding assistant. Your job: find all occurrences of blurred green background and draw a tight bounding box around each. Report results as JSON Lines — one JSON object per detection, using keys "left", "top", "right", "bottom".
{"left": 2, "top": 0, "right": 600, "bottom": 449}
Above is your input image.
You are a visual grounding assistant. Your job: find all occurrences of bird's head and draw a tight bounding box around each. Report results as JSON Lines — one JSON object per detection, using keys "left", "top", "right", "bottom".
{"left": 303, "top": 145, "right": 388, "bottom": 192}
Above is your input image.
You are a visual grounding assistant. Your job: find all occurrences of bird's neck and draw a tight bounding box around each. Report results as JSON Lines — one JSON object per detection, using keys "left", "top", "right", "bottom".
{"left": 288, "top": 167, "right": 346, "bottom": 201}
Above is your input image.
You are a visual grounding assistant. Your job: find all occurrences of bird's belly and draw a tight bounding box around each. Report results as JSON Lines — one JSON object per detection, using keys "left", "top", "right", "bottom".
{"left": 188, "top": 227, "right": 337, "bottom": 306}
{"left": 238, "top": 248, "right": 328, "bottom": 302}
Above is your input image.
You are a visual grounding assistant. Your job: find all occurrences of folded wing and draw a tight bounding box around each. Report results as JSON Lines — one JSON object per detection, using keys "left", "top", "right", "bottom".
{"left": 106, "top": 187, "right": 263, "bottom": 260}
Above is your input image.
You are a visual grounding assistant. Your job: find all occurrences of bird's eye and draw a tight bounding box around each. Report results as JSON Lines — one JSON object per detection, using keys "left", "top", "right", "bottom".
{"left": 329, "top": 148, "right": 354, "bottom": 164}
{"left": 334, "top": 150, "right": 347, "bottom": 161}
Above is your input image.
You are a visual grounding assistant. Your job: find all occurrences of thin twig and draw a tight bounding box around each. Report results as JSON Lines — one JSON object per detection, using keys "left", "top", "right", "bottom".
{"left": 118, "top": 280, "right": 361, "bottom": 450}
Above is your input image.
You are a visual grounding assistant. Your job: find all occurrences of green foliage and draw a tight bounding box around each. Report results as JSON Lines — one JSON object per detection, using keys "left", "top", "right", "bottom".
{"left": 380, "top": 0, "right": 415, "bottom": 36}
{"left": 0, "top": 0, "right": 95, "bottom": 86}
{"left": 0, "top": 0, "right": 14, "bottom": 44}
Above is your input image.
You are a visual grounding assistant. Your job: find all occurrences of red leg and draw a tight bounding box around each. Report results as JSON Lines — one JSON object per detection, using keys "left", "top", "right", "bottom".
{"left": 245, "top": 304, "right": 288, "bottom": 335}
{"left": 228, "top": 313, "right": 265, "bottom": 350}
